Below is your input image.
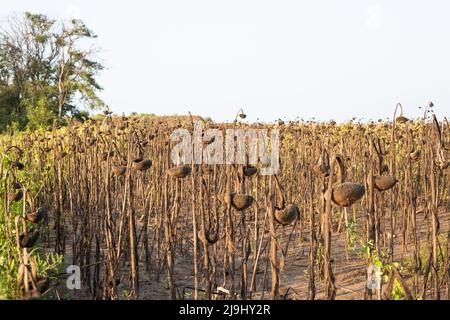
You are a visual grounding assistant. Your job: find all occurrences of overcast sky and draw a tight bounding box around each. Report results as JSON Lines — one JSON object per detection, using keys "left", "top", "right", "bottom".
{"left": 1, "top": 1, "right": 449, "bottom": 122}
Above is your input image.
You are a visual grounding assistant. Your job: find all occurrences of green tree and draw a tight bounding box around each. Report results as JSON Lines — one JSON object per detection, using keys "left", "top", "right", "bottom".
{"left": 0, "top": 12, "right": 104, "bottom": 132}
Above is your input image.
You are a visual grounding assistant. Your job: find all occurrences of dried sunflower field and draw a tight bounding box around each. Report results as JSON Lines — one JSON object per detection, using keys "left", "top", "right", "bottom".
{"left": 0, "top": 105, "right": 449, "bottom": 300}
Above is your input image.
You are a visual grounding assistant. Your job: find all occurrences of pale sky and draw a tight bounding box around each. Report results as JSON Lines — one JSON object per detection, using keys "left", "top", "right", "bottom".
{"left": 1, "top": 1, "right": 449, "bottom": 122}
